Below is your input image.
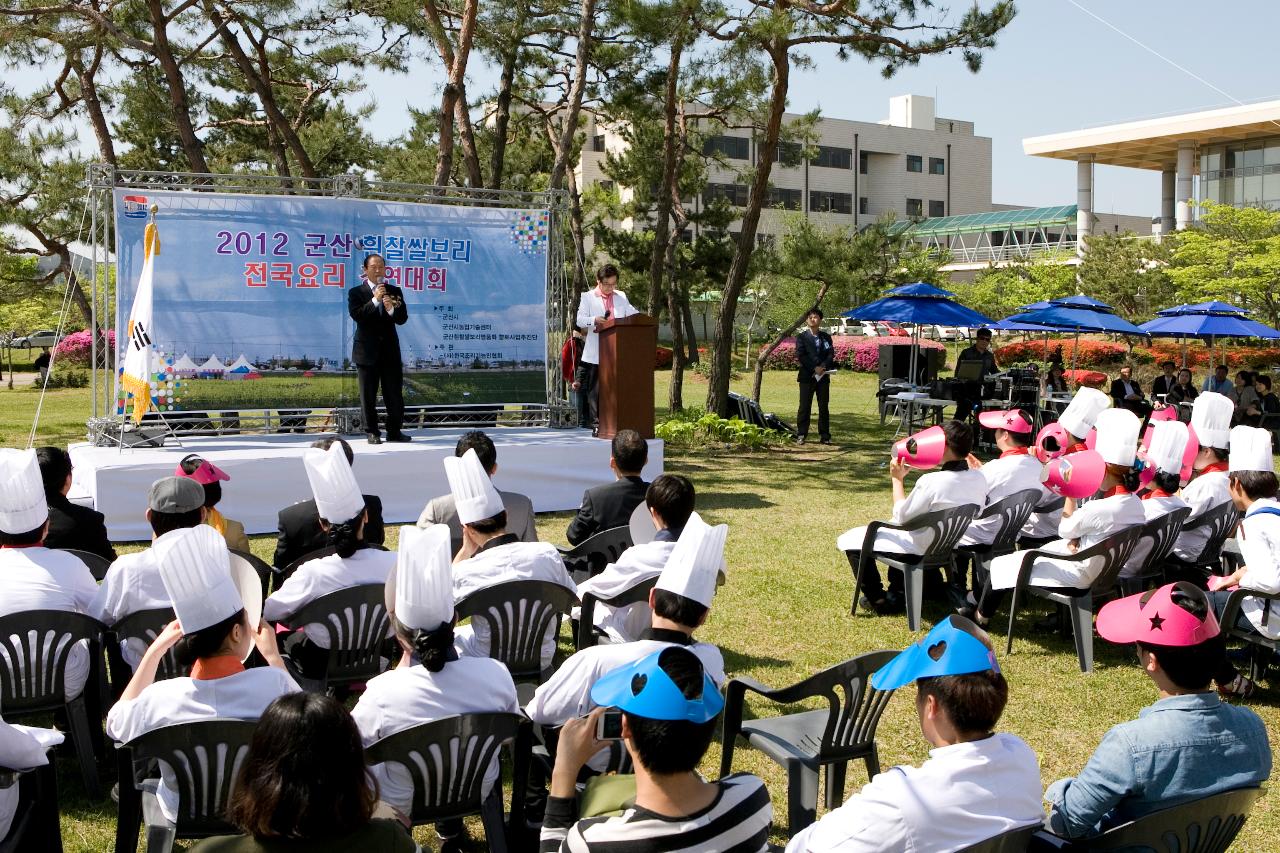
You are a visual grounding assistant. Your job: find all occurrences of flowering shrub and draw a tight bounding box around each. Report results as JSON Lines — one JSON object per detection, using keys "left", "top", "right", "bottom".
{"left": 995, "top": 337, "right": 1280, "bottom": 371}
{"left": 655, "top": 345, "right": 709, "bottom": 370}
{"left": 994, "top": 339, "right": 1128, "bottom": 367}
{"left": 763, "top": 336, "right": 944, "bottom": 373}
{"left": 53, "top": 329, "right": 115, "bottom": 366}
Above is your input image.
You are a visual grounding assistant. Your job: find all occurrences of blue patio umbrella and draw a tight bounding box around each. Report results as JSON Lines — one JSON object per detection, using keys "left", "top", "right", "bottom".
{"left": 998, "top": 294, "right": 1148, "bottom": 372}
{"left": 1141, "top": 301, "right": 1280, "bottom": 368}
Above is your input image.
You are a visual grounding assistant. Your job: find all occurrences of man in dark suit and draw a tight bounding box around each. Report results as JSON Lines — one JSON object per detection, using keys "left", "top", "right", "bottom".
{"left": 1150, "top": 361, "right": 1177, "bottom": 399}
{"left": 35, "top": 445, "right": 116, "bottom": 561}
{"left": 347, "top": 253, "right": 410, "bottom": 444}
{"left": 273, "top": 437, "right": 385, "bottom": 569}
{"left": 566, "top": 429, "right": 650, "bottom": 545}
{"left": 1111, "top": 365, "right": 1153, "bottom": 422}
{"left": 795, "top": 306, "right": 836, "bottom": 444}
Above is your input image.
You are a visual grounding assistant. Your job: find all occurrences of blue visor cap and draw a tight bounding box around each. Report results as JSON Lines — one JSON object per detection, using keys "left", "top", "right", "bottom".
{"left": 870, "top": 615, "right": 1001, "bottom": 691}
{"left": 589, "top": 649, "right": 725, "bottom": 724}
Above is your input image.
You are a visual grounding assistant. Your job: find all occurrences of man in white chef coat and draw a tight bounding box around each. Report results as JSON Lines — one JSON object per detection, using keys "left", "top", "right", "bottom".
{"left": 1170, "top": 392, "right": 1235, "bottom": 566}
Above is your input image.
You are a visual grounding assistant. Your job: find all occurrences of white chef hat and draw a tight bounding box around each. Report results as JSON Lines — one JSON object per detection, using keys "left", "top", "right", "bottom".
{"left": 1228, "top": 426, "right": 1274, "bottom": 473}
{"left": 1148, "top": 420, "right": 1190, "bottom": 475}
{"left": 1058, "top": 387, "right": 1111, "bottom": 439}
{"left": 303, "top": 443, "right": 365, "bottom": 524}
{"left": 1191, "top": 392, "right": 1234, "bottom": 450}
{"left": 1094, "top": 409, "right": 1140, "bottom": 468}
{"left": 394, "top": 524, "right": 454, "bottom": 630}
{"left": 155, "top": 525, "right": 258, "bottom": 633}
{"left": 0, "top": 448, "right": 49, "bottom": 535}
{"left": 444, "top": 448, "right": 504, "bottom": 525}
{"left": 656, "top": 512, "right": 728, "bottom": 608}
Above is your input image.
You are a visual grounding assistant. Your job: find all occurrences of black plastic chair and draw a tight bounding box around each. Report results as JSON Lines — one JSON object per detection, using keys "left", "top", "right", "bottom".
{"left": 1018, "top": 496, "right": 1066, "bottom": 550}
{"left": 282, "top": 583, "right": 391, "bottom": 694}
{"left": 276, "top": 543, "right": 389, "bottom": 591}
{"left": 0, "top": 610, "right": 106, "bottom": 799}
{"left": 575, "top": 575, "right": 659, "bottom": 650}
{"left": 1118, "top": 506, "right": 1191, "bottom": 596}
{"left": 107, "top": 608, "right": 184, "bottom": 700}
{"left": 114, "top": 719, "right": 259, "bottom": 853}
{"left": 558, "top": 526, "right": 633, "bottom": 583}
{"left": 1164, "top": 501, "right": 1241, "bottom": 581}
{"left": 720, "top": 650, "right": 899, "bottom": 837}
{"left": 55, "top": 548, "right": 112, "bottom": 582}
{"left": 229, "top": 549, "right": 274, "bottom": 602}
{"left": 0, "top": 758, "right": 62, "bottom": 853}
{"left": 456, "top": 580, "right": 578, "bottom": 689}
{"left": 846, "top": 505, "right": 981, "bottom": 631}
{"left": 958, "top": 489, "right": 1043, "bottom": 591}
{"left": 1219, "top": 587, "right": 1280, "bottom": 682}
{"left": 364, "top": 712, "right": 529, "bottom": 853}
{"left": 959, "top": 823, "right": 1039, "bottom": 853}
{"left": 1003, "top": 525, "right": 1146, "bottom": 673}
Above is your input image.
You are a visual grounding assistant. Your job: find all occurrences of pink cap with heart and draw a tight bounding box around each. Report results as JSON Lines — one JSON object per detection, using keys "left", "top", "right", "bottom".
{"left": 892, "top": 425, "right": 946, "bottom": 470}
{"left": 1096, "top": 582, "right": 1220, "bottom": 647}
{"left": 1041, "top": 449, "right": 1106, "bottom": 499}
{"left": 1034, "top": 423, "right": 1070, "bottom": 462}
{"left": 175, "top": 457, "right": 230, "bottom": 485}
{"left": 978, "top": 408, "right": 1034, "bottom": 434}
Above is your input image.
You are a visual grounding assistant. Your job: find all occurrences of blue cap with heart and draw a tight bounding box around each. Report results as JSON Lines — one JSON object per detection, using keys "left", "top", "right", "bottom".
{"left": 589, "top": 647, "right": 724, "bottom": 723}
{"left": 870, "top": 615, "right": 1001, "bottom": 691}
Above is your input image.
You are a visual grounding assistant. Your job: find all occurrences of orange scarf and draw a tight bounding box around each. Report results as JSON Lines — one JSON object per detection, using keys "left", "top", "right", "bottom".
{"left": 190, "top": 655, "right": 244, "bottom": 680}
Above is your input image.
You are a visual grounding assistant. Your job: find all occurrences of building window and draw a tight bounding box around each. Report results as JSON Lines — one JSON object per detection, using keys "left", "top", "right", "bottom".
{"left": 703, "top": 135, "right": 750, "bottom": 160}
{"left": 592, "top": 135, "right": 606, "bottom": 153}
{"left": 809, "top": 191, "right": 853, "bottom": 215}
{"left": 859, "top": 197, "right": 869, "bottom": 215}
{"left": 906, "top": 198, "right": 923, "bottom": 217}
{"left": 767, "top": 187, "right": 802, "bottom": 210}
{"left": 704, "top": 182, "right": 750, "bottom": 207}
{"left": 859, "top": 151, "right": 869, "bottom": 174}
{"left": 810, "top": 145, "right": 853, "bottom": 170}
{"left": 773, "top": 141, "right": 802, "bottom": 163}
{"left": 928, "top": 199, "right": 945, "bottom": 217}
{"left": 599, "top": 180, "right": 615, "bottom": 192}
{"left": 906, "top": 155, "right": 923, "bottom": 173}
{"left": 929, "top": 157, "right": 945, "bottom": 175}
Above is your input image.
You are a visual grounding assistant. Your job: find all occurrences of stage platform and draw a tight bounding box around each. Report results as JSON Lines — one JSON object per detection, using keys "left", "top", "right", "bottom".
{"left": 69, "top": 428, "right": 664, "bottom": 542}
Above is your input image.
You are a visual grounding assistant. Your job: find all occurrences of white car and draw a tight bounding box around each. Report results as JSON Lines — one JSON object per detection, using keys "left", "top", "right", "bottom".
{"left": 14, "top": 329, "right": 61, "bottom": 349}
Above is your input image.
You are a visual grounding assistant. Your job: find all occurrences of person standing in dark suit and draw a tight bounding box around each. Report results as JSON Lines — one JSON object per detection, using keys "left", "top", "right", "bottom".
{"left": 565, "top": 429, "right": 650, "bottom": 545}
{"left": 347, "top": 254, "right": 410, "bottom": 445}
{"left": 35, "top": 445, "right": 116, "bottom": 562}
{"left": 273, "top": 438, "right": 385, "bottom": 570}
{"left": 795, "top": 306, "right": 836, "bottom": 445}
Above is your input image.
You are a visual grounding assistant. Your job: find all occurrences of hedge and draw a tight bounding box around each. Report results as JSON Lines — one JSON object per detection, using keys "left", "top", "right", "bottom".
{"left": 762, "top": 336, "right": 945, "bottom": 372}
{"left": 995, "top": 339, "right": 1280, "bottom": 371}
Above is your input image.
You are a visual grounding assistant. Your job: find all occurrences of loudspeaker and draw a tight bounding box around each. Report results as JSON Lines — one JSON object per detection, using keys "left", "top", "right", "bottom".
{"left": 118, "top": 425, "right": 168, "bottom": 447}
{"left": 878, "top": 344, "right": 941, "bottom": 385}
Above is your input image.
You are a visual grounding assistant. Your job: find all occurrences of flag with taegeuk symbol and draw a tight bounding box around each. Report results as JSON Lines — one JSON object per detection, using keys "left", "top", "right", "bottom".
{"left": 121, "top": 220, "right": 159, "bottom": 424}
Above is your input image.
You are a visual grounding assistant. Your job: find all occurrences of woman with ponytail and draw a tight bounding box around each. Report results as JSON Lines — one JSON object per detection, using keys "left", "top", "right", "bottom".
{"left": 263, "top": 443, "right": 397, "bottom": 680}
{"left": 351, "top": 525, "right": 518, "bottom": 831}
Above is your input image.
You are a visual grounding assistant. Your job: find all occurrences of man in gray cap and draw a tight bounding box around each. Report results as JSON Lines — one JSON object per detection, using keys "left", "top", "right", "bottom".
{"left": 91, "top": 476, "right": 207, "bottom": 669}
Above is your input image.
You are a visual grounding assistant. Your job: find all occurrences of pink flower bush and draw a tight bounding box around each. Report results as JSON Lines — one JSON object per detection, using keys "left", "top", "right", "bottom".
{"left": 763, "top": 336, "right": 944, "bottom": 372}
{"left": 52, "top": 329, "right": 115, "bottom": 366}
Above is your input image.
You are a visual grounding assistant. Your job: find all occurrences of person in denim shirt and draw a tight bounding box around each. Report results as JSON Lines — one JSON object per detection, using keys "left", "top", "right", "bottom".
{"left": 1043, "top": 583, "right": 1271, "bottom": 839}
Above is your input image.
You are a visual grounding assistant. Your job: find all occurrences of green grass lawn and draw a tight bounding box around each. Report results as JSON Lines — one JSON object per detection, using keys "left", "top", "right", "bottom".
{"left": 3, "top": 369, "right": 1279, "bottom": 850}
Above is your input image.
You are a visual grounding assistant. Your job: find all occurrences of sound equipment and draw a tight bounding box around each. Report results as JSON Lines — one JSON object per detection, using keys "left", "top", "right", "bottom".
{"left": 877, "top": 344, "right": 943, "bottom": 385}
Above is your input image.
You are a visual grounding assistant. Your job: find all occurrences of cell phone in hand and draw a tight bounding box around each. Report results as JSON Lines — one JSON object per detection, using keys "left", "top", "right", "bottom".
{"left": 596, "top": 708, "right": 624, "bottom": 741}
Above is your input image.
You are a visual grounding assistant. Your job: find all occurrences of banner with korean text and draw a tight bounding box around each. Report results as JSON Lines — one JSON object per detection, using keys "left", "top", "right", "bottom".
{"left": 112, "top": 189, "right": 550, "bottom": 415}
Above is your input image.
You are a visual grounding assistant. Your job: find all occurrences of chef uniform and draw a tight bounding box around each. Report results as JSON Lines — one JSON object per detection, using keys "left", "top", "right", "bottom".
{"left": 446, "top": 449, "right": 576, "bottom": 668}
{"left": 263, "top": 443, "right": 396, "bottom": 650}
{"left": 989, "top": 409, "right": 1146, "bottom": 591}
{"left": 837, "top": 465, "right": 988, "bottom": 556}
{"left": 1223, "top": 426, "right": 1280, "bottom": 640}
{"left": 1023, "top": 389, "right": 1113, "bottom": 540}
{"left": 1172, "top": 392, "right": 1234, "bottom": 562}
{"left": 352, "top": 525, "right": 519, "bottom": 816}
{"left": 959, "top": 410, "right": 1046, "bottom": 547}
{"left": 0, "top": 448, "right": 98, "bottom": 699}
{"left": 0, "top": 721, "right": 61, "bottom": 840}
{"left": 91, "top": 477, "right": 206, "bottom": 669}
{"left": 105, "top": 526, "right": 299, "bottom": 824}
{"left": 1124, "top": 421, "right": 1191, "bottom": 578}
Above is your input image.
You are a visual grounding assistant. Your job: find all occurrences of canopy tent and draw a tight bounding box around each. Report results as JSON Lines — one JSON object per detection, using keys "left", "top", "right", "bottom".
{"left": 172, "top": 353, "right": 200, "bottom": 375}
{"left": 1140, "top": 301, "right": 1280, "bottom": 369}
{"left": 197, "top": 355, "right": 226, "bottom": 374}
{"left": 226, "top": 354, "right": 256, "bottom": 372}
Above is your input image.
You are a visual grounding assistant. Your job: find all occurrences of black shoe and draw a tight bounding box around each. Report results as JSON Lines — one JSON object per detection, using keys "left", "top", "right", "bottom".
{"left": 366, "top": 433, "right": 382, "bottom": 445}
{"left": 877, "top": 593, "right": 906, "bottom": 615}
{"left": 386, "top": 432, "right": 412, "bottom": 443}
{"left": 1033, "top": 612, "right": 1062, "bottom": 631}
{"left": 819, "top": 436, "right": 832, "bottom": 444}
{"left": 797, "top": 435, "right": 807, "bottom": 445}
{"left": 944, "top": 585, "right": 973, "bottom": 611}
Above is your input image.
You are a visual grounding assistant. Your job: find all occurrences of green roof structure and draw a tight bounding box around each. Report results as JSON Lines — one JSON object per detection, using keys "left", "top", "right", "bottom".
{"left": 885, "top": 204, "right": 1078, "bottom": 237}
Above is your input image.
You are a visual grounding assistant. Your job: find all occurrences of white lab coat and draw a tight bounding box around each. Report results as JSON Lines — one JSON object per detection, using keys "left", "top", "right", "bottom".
{"left": 90, "top": 539, "right": 172, "bottom": 669}
{"left": 0, "top": 547, "right": 99, "bottom": 699}
{"left": 1236, "top": 498, "right": 1280, "bottom": 639}
{"left": 837, "top": 468, "right": 988, "bottom": 555}
{"left": 0, "top": 721, "right": 60, "bottom": 839}
{"left": 988, "top": 493, "right": 1146, "bottom": 590}
{"left": 1122, "top": 494, "right": 1189, "bottom": 578}
{"left": 351, "top": 656, "right": 520, "bottom": 815}
{"left": 1022, "top": 493, "right": 1065, "bottom": 540}
{"left": 959, "top": 453, "right": 1047, "bottom": 547}
{"left": 573, "top": 539, "right": 676, "bottom": 643}
{"left": 576, "top": 288, "right": 637, "bottom": 365}
{"left": 452, "top": 540, "right": 577, "bottom": 669}
{"left": 1172, "top": 470, "right": 1231, "bottom": 561}
{"left": 263, "top": 548, "right": 397, "bottom": 648}
{"left": 785, "top": 733, "right": 1044, "bottom": 853}
{"left": 105, "top": 667, "right": 300, "bottom": 823}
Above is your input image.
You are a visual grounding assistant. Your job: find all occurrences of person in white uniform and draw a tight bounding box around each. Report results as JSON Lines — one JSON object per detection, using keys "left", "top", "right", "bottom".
{"left": 575, "top": 263, "right": 638, "bottom": 430}
{"left": 838, "top": 420, "right": 987, "bottom": 614}
{"left": 786, "top": 616, "right": 1044, "bottom": 852}
{"left": 0, "top": 448, "right": 98, "bottom": 699}
{"left": 1171, "top": 392, "right": 1235, "bottom": 565}
{"left": 106, "top": 525, "right": 299, "bottom": 825}
{"left": 984, "top": 408, "right": 1147, "bottom": 601}
{"left": 92, "top": 477, "right": 207, "bottom": 669}
{"left": 0, "top": 720, "right": 61, "bottom": 842}
{"left": 1023, "top": 388, "right": 1111, "bottom": 542}
{"left": 264, "top": 442, "right": 397, "bottom": 679}
{"left": 1124, "top": 420, "right": 1191, "bottom": 578}
{"left": 352, "top": 524, "right": 519, "bottom": 836}
{"left": 445, "top": 449, "right": 576, "bottom": 669}
{"left": 574, "top": 473, "right": 695, "bottom": 644}
{"left": 959, "top": 409, "right": 1044, "bottom": 548}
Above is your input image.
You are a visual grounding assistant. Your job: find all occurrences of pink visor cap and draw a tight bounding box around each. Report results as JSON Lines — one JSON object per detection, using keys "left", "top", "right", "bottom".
{"left": 1034, "top": 423, "right": 1070, "bottom": 462}
{"left": 1096, "top": 582, "right": 1220, "bottom": 647}
{"left": 978, "top": 409, "right": 1034, "bottom": 434}
{"left": 1041, "top": 449, "right": 1106, "bottom": 499}
{"left": 175, "top": 458, "right": 230, "bottom": 485}
{"left": 1148, "top": 405, "right": 1178, "bottom": 424}
{"left": 892, "top": 425, "right": 946, "bottom": 470}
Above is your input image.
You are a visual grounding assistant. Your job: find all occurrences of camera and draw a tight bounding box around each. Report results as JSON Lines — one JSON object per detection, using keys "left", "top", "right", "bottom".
{"left": 595, "top": 708, "right": 624, "bottom": 741}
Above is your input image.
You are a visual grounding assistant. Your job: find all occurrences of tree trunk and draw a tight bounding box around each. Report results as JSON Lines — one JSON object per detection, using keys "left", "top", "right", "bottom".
{"left": 74, "top": 49, "right": 117, "bottom": 167}
{"left": 663, "top": 228, "right": 685, "bottom": 412}
{"left": 547, "top": 0, "right": 597, "bottom": 191}
{"left": 62, "top": 260, "right": 95, "bottom": 333}
{"left": 682, "top": 288, "right": 697, "bottom": 362}
{"left": 564, "top": 161, "right": 590, "bottom": 295}
{"left": 751, "top": 281, "right": 831, "bottom": 401}
{"left": 453, "top": 86, "right": 485, "bottom": 189}
{"left": 647, "top": 28, "right": 685, "bottom": 316}
{"left": 705, "top": 43, "right": 788, "bottom": 415}
{"left": 488, "top": 40, "right": 520, "bottom": 189}
{"left": 435, "top": 83, "right": 459, "bottom": 186}
{"left": 146, "top": 0, "right": 210, "bottom": 174}
{"left": 424, "top": 0, "right": 479, "bottom": 187}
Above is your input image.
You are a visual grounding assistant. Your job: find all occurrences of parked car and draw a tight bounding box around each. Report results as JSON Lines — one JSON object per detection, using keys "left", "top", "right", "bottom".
{"left": 14, "top": 329, "right": 60, "bottom": 349}
{"left": 926, "top": 325, "right": 971, "bottom": 342}
{"left": 821, "top": 318, "right": 860, "bottom": 337}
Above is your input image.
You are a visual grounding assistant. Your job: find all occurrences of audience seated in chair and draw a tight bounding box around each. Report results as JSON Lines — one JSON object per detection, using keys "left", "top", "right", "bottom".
{"left": 175, "top": 455, "right": 250, "bottom": 553}
{"left": 574, "top": 474, "right": 695, "bottom": 643}
{"left": 1165, "top": 368, "right": 1198, "bottom": 411}
{"left": 786, "top": 616, "right": 1043, "bottom": 852}
{"left": 1150, "top": 361, "right": 1177, "bottom": 399}
{"left": 1110, "top": 365, "right": 1152, "bottom": 421}
{"left": 565, "top": 430, "right": 650, "bottom": 546}
{"left": 1124, "top": 421, "right": 1192, "bottom": 579}
{"left": 539, "top": 646, "right": 772, "bottom": 852}
{"left": 0, "top": 719, "right": 60, "bottom": 842}
{"left": 1042, "top": 582, "right": 1271, "bottom": 841}
{"left": 192, "top": 693, "right": 420, "bottom": 852}
{"left": 1171, "top": 393, "right": 1234, "bottom": 563}
{"left": 1233, "top": 371, "right": 1259, "bottom": 423}
{"left": 1242, "top": 374, "right": 1279, "bottom": 427}
{"left": 273, "top": 437, "right": 385, "bottom": 569}
{"left": 1202, "top": 364, "right": 1236, "bottom": 399}
{"left": 36, "top": 445, "right": 116, "bottom": 561}
{"left": 0, "top": 448, "right": 99, "bottom": 700}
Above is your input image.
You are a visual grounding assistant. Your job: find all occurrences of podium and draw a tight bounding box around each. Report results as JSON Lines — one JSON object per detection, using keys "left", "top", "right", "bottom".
{"left": 596, "top": 313, "right": 657, "bottom": 439}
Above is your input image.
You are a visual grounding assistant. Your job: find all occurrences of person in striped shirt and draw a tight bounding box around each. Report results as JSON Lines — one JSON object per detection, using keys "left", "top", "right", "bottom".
{"left": 539, "top": 646, "right": 772, "bottom": 852}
